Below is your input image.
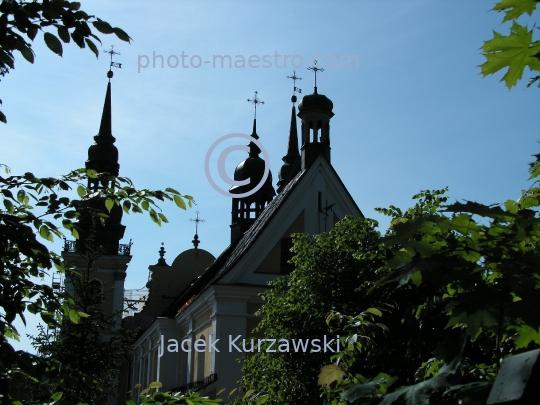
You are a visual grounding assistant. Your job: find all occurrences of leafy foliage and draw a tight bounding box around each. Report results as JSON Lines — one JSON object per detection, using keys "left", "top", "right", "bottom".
{"left": 237, "top": 163, "right": 540, "bottom": 405}
{"left": 0, "top": 164, "right": 193, "bottom": 403}
{"left": 0, "top": 0, "right": 132, "bottom": 123}
{"left": 26, "top": 229, "right": 135, "bottom": 404}
{"left": 480, "top": 0, "right": 540, "bottom": 88}
{"left": 318, "top": 179, "right": 540, "bottom": 404}
{"left": 236, "top": 218, "right": 388, "bottom": 405}
{"left": 128, "top": 383, "right": 224, "bottom": 404}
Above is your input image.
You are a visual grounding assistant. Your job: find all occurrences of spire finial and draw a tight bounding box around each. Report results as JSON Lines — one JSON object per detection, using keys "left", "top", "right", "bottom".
{"left": 190, "top": 211, "right": 205, "bottom": 249}
{"left": 247, "top": 91, "right": 264, "bottom": 119}
{"left": 307, "top": 60, "right": 324, "bottom": 92}
{"left": 103, "top": 45, "right": 122, "bottom": 81}
{"left": 156, "top": 242, "right": 168, "bottom": 266}
{"left": 287, "top": 71, "right": 302, "bottom": 103}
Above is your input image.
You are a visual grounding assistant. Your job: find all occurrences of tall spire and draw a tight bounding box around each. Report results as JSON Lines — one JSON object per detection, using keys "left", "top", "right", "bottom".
{"left": 277, "top": 73, "right": 302, "bottom": 193}
{"left": 78, "top": 47, "right": 126, "bottom": 256}
{"left": 86, "top": 46, "right": 123, "bottom": 190}
{"left": 97, "top": 80, "right": 113, "bottom": 139}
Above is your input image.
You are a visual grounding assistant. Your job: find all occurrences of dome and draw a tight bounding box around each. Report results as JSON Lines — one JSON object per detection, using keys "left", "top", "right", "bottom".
{"left": 171, "top": 248, "right": 215, "bottom": 270}
{"left": 229, "top": 155, "right": 275, "bottom": 201}
{"left": 298, "top": 90, "right": 333, "bottom": 113}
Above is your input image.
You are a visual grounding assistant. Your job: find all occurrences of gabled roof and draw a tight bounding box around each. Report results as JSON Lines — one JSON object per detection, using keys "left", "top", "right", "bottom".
{"left": 161, "top": 156, "right": 364, "bottom": 319}
{"left": 161, "top": 170, "right": 305, "bottom": 318}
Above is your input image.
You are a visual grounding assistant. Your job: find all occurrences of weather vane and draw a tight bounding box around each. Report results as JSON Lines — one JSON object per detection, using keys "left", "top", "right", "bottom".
{"left": 287, "top": 70, "right": 302, "bottom": 95}
{"left": 307, "top": 60, "right": 324, "bottom": 88}
{"left": 103, "top": 45, "right": 122, "bottom": 80}
{"left": 190, "top": 211, "right": 205, "bottom": 249}
{"left": 247, "top": 91, "right": 265, "bottom": 119}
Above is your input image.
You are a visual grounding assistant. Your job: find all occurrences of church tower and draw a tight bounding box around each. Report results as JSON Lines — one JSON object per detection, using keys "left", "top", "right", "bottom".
{"left": 62, "top": 61, "right": 131, "bottom": 332}
{"left": 277, "top": 72, "right": 302, "bottom": 193}
{"left": 298, "top": 63, "right": 334, "bottom": 170}
{"left": 229, "top": 91, "right": 276, "bottom": 243}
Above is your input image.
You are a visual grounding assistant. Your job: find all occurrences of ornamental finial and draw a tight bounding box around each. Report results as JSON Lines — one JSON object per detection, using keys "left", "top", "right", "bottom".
{"left": 307, "top": 60, "right": 324, "bottom": 92}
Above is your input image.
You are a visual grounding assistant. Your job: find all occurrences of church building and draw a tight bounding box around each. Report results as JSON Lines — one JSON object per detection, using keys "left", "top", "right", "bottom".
{"left": 64, "top": 64, "right": 363, "bottom": 404}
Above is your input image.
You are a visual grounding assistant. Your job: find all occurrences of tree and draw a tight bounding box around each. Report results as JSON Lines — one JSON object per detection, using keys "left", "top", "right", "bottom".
{"left": 238, "top": 178, "right": 540, "bottom": 405}
{"left": 26, "top": 229, "right": 136, "bottom": 404}
{"left": 480, "top": 0, "right": 540, "bottom": 88}
{"left": 319, "top": 183, "right": 540, "bottom": 404}
{"left": 0, "top": 0, "right": 131, "bottom": 123}
{"left": 236, "top": 217, "right": 388, "bottom": 405}
{"left": 0, "top": 166, "right": 193, "bottom": 403}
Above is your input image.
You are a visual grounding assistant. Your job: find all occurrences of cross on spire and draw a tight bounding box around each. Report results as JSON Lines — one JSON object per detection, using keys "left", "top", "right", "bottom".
{"left": 190, "top": 211, "right": 205, "bottom": 249}
{"left": 307, "top": 60, "right": 324, "bottom": 90}
{"left": 247, "top": 91, "right": 264, "bottom": 119}
{"left": 287, "top": 71, "right": 302, "bottom": 96}
{"left": 103, "top": 45, "right": 122, "bottom": 80}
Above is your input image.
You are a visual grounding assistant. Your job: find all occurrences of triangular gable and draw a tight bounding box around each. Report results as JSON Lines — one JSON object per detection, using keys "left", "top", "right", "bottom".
{"left": 220, "top": 155, "right": 363, "bottom": 285}
{"left": 162, "top": 156, "right": 363, "bottom": 318}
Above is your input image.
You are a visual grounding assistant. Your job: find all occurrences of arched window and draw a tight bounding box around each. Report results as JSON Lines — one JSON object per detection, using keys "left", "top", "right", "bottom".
{"left": 196, "top": 335, "right": 206, "bottom": 382}
{"left": 89, "top": 278, "right": 103, "bottom": 293}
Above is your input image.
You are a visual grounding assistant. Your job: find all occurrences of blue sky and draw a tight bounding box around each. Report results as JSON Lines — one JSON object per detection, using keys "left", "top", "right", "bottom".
{"left": 3, "top": 0, "right": 539, "bottom": 352}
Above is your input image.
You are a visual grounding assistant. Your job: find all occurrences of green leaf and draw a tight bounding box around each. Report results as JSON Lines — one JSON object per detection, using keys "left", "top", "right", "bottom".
{"left": 529, "top": 164, "right": 540, "bottom": 180}
{"left": 68, "top": 309, "right": 80, "bottom": 324}
{"left": 410, "top": 270, "right": 422, "bottom": 287}
{"left": 44, "top": 32, "right": 63, "bottom": 56}
{"left": 20, "top": 45, "right": 35, "bottom": 63}
{"left": 57, "top": 26, "right": 71, "bottom": 43}
{"left": 28, "top": 26, "right": 39, "bottom": 41}
{"left": 504, "top": 199, "right": 519, "bottom": 214}
{"left": 174, "top": 195, "right": 187, "bottom": 210}
{"left": 105, "top": 198, "right": 114, "bottom": 212}
{"left": 256, "top": 394, "right": 270, "bottom": 405}
{"left": 158, "top": 213, "right": 169, "bottom": 223}
{"left": 318, "top": 364, "right": 346, "bottom": 386}
{"left": 513, "top": 325, "right": 540, "bottom": 348}
{"left": 480, "top": 22, "right": 540, "bottom": 89}
{"left": 341, "top": 379, "right": 385, "bottom": 402}
{"left": 493, "top": 0, "right": 538, "bottom": 22}
{"left": 85, "top": 38, "right": 98, "bottom": 58}
{"left": 77, "top": 185, "right": 86, "bottom": 198}
{"left": 3, "top": 199, "right": 14, "bottom": 214}
{"left": 165, "top": 187, "right": 180, "bottom": 195}
{"left": 92, "top": 20, "right": 114, "bottom": 34}
{"left": 149, "top": 209, "right": 160, "bottom": 225}
{"left": 39, "top": 225, "right": 54, "bottom": 242}
{"left": 243, "top": 389, "right": 255, "bottom": 400}
{"left": 367, "top": 308, "right": 383, "bottom": 317}
{"left": 50, "top": 392, "right": 63, "bottom": 402}
{"left": 113, "top": 27, "right": 131, "bottom": 42}
{"left": 148, "top": 381, "right": 162, "bottom": 389}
